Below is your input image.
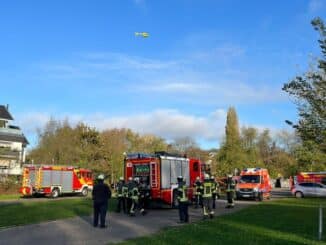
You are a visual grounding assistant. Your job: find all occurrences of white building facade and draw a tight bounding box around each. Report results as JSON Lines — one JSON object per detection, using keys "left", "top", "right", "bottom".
{"left": 0, "top": 105, "right": 28, "bottom": 176}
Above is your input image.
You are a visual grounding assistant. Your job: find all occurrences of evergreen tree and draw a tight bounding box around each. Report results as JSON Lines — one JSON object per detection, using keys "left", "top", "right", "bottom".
{"left": 217, "top": 107, "right": 247, "bottom": 175}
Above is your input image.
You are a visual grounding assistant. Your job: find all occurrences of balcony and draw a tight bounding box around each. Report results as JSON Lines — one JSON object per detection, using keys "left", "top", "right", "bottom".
{"left": 0, "top": 127, "right": 22, "bottom": 135}
{"left": 0, "top": 148, "right": 20, "bottom": 159}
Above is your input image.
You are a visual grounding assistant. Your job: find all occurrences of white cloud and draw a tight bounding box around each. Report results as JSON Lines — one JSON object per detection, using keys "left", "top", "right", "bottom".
{"left": 15, "top": 109, "right": 227, "bottom": 149}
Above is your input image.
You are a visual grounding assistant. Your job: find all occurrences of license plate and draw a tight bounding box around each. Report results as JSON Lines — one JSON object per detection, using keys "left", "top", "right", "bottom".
{"left": 243, "top": 195, "right": 250, "bottom": 197}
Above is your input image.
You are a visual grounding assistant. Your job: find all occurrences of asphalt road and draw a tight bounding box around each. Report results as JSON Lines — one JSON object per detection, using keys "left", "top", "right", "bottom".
{"left": 0, "top": 199, "right": 256, "bottom": 245}
{"left": 271, "top": 187, "right": 292, "bottom": 198}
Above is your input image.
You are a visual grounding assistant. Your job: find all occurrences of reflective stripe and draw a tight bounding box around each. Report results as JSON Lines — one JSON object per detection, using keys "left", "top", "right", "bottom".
{"left": 178, "top": 186, "right": 188, "bottom": 202}
{"left": 203, "top": 182, "right": 212, "bottom": 198}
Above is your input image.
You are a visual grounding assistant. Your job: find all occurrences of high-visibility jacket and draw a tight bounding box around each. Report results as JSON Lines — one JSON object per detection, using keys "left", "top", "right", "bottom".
{"left": 202, "top": 181, "right": 212, "bottom": 198}
{"left": 193, "top": 181, "right": 203, "bottom": 196}
{"left": 116, "top": 181, "right": 124, "bottom": 197}
{"left": 211, "top": 181, "right": 219, "bottom": 194}
{"left": 122, "top": 185, "right": 129, "bottom": 197}
{"left": 130, "top": 185, "right": 139, "bottom": 201}
{"left": 226, "top": 179, "right": 236, "bottom": 192}
{"left": 177, "top": 183, "right": 188, "bottom": 202}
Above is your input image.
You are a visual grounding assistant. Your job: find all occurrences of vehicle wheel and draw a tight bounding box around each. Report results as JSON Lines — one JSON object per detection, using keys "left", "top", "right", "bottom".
{"left": 81, "top": 187, "right": 88, "bottom": 197}
{"left": 295, "top": 191, "right": 303, "bottom": 198}
{"left": 172, "top": 190, "right": 179, "bottom": 209}
{"left": 51, "top": 188, "right": 60, "bottom": 198}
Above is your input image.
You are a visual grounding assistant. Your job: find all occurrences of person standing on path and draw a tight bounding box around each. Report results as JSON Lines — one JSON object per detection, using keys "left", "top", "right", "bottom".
{"left": 116, "top": 177, "right": 126, "bottom": 213}
{"left": 225, "top": 174, "right": 236, "bottom": 208}
{"left": 202, "top": 174, "right": 214, "bottom": 219}
{"left": 176, "top": 176, "right": 189, "bottom": 223}
{"left": 129, "top": 177, "right": 140, "bottom": 216}
{"left": 210, "top": 175, "right": 218, "bottom": 209}
{"left": 193, "top": 176, "right": 203, "bottom": 209}
{"left": 92, "top": 174, "right": 111, "bottom": 228}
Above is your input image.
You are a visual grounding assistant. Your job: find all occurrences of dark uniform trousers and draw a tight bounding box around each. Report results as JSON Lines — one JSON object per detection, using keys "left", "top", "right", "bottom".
{"left": 93, "top": 201, "right": 108, "bottom": 227}
{"left": 178, "top": 201, "right": 189, "bottom": 222}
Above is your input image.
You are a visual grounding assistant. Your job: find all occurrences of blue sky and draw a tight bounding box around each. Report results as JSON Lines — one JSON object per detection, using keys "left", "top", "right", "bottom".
{"left": 1, "top": 0, "right": 325, "bottom": 150}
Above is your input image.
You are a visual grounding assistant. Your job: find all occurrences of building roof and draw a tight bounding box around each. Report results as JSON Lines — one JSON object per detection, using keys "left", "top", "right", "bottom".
{"left": 0, "top": 105, "right": 13, "bottom": 120}
{"left": 0, "top": 132, "right": 29, "bottom": 145}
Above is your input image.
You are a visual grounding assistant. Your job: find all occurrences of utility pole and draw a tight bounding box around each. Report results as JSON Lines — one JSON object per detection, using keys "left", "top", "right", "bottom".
{"left": 319, "top": 204, "right": 323, "bottom": 241}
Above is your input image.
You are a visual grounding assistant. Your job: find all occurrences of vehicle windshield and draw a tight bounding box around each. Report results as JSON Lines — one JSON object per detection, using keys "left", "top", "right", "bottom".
{"left": 240, "top": 175, "right": 261, "bottom": 183}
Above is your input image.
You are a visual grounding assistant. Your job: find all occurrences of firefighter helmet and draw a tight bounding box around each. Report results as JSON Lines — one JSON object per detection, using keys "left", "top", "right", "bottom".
{"left": 196, "top": 176, "right": 200, "bottom": 181}
{"left": 177, "top": 176, "right": 183, "bottom": 182}
{"left": 97, "top": 174, "right": 105, "bottom": 180}
{"left": 210, "top": 175, "right": 215, "bottom": 180}
{"left": 119, "top": 176, "right": 124, "bottom": 181}
{"left": 204, "top": 174, "right": 210, "bottom": 180}
{"left": 128, "top": 177, "right": 133, "bottom": 181}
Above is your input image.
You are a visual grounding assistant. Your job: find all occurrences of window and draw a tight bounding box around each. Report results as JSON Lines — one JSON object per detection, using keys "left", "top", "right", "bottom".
{"left": 240, "top": 175, "right": 261, "bottom": 183}
{"left": 193, "top": 162, "right": 199, "bottom": 171}
{"left": 300, "top": 183, "right": 313, "bottom": 187}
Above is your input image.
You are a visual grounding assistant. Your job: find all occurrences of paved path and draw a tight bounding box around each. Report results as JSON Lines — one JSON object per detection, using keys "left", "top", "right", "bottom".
{"left": 0, "top": 200, "right": 255, "bottom": 245}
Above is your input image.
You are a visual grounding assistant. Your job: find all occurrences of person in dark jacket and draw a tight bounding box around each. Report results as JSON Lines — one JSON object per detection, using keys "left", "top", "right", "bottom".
{"left": 116, "top": 177, "right": 126, "bottom": 213}
{"left": 193, "top": 176, "right": 203, "bottom": 209}
{"left": 129, "top": 177, "right": 140, "bottom": 216}
{"left": 138, "top": 178, "right": 150, "bottom": 215}
{"left": 92, "top": 174, "right": 111, "bottom": 228}
{"left": 225, "top": 174, "right": 235, "bottom": 208}
{"left": 177, "top": 176, "right": 189, "bottom": 223}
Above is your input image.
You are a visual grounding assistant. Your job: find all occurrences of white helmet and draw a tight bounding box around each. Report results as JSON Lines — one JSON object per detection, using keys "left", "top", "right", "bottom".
{"left": 97, "top": 174, "right": 105, "bottom": 180}
{"left": 204, "top": 174, "right": 210, "bottom": 180}
{"left": 119, "top": 176, "right": 124, "bottom": 181}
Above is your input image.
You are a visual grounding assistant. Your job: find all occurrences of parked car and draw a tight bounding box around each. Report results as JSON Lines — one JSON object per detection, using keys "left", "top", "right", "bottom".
{"left": 292, "top": 182, "right": 326, "bottom": 198}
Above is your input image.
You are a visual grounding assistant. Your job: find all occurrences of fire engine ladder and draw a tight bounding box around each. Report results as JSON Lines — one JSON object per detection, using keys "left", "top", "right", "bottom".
{"left": 150, "top": 163, "right": 158, "bottom": 188}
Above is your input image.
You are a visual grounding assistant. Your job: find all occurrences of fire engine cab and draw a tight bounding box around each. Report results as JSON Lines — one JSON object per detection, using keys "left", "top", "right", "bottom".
{"left": 124, "top": 152, "right": 208, "bottom": 207}
{"left": 20, "top": 165, "right": 93, "bottom": 198}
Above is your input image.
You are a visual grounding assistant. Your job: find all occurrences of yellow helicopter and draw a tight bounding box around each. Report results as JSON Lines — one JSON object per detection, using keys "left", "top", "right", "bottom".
{"left": 135, "top": 32, "right": 149, "bottom": 38}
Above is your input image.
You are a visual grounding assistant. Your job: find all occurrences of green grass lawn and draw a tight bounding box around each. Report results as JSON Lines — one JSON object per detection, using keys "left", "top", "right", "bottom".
{"left": 0, "top": 193, "right": 21, "bottom": 200}
{"left": 0, "top": 197, "right": 117, "bottom": 228}
{"left": 119, "top": 198, "right": 326, "bottom": 245}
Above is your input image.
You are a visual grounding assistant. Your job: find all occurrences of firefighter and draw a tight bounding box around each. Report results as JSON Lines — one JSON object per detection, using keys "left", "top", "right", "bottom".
{"left": 122, "top": 178, "right": 129, "bottom": 214}
{"left": 129, "top": 177, "right": 140, "bottom": 216}
{"left": 176, "top": 176, "right": 189, "bottom": 223}
{"left": 225, "top": 174, "right": 236, "bottom": 208}
{"left": 126, "top": 177, "right": 134, "bottom": 214}
{"left": 139, "top": 178, "right": 151, "bottom": 215}
{"left": 92, "top": 174, "right": 111, "bottom": 228}
{"left": 116, "top": 177, "right": 126, "bottom": 213}
{"left": 193, "top": 176, "right": 203, "bottom": 209}
{"left": 210, "top": 175, "right": 219, "bottom": 209}
{"left": 202, "top": 174, "right": 214, "bottom": 219}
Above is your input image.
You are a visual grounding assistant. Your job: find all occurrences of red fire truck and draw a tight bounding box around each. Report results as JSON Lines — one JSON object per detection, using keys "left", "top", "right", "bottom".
{"left": 295, "top": 172, "right": 326, "bottom": 185}
{"left": 124, "top": 152, "right": 208, "bottom": 207}
{"left": 20, "top": 165, "right": 94, "bottom": 198}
